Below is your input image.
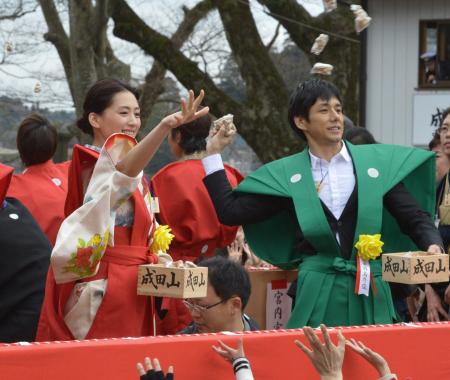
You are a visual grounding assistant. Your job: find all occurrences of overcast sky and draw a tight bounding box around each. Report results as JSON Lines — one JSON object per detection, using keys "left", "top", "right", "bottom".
{"left": 0, "top": 0, "right": 324, "bottom": 110}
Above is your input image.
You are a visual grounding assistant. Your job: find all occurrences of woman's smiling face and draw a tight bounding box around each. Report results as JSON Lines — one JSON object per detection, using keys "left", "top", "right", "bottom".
{"left": 90, "top": 90, "right": 141, "bottom": 145}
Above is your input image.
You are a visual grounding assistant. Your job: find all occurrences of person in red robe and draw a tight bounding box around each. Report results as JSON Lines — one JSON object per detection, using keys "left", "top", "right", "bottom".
{"left": 151, "top": 114, "right": 243, "bottom": 334}
{"left": 7, "top": 113, "right": 70, "bottom": 245}
{"left": 36, "top": 79, "right": 208, "bottom": 341}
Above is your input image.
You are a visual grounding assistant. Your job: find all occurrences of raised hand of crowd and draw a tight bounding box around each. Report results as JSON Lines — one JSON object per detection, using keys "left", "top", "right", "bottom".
{"left": 294, "top": 325, "right": 398, "bottom": 380}
{"left": 295, "top": 325, "right": 345, "bottom": 380}
{"left": 346, "top": 339, "right": 392, "bottom": 378}
{"left": 136, "top": 357, "right": 174, "bottom": 380}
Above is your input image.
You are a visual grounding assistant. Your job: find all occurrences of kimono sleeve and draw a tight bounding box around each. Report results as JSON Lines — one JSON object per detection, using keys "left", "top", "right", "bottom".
{"left": 51, "top": 134, "right": 142, "bottom": 284}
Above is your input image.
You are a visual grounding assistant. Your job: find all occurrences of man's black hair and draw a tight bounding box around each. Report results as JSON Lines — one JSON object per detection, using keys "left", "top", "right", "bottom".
{"left": 198, "top": 256, "right": 251, "bottom": 310}
{"left": 428, "top": 131, "right": 441, "bottom": 150}
{"left": 288, "top": 78, "right": 342, "bottom": 140}
{"left": 440, "top": 107, "right": 450, "bottom": 129}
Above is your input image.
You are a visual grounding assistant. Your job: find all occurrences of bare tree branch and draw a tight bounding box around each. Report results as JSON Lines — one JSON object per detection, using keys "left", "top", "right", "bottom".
{"left": 266, "top": 22, "right": 281, "bottom": 51}
{"left": 139, "top": 0, "right": 216, "bottom": 127}
{"left": 0, "top": 0, "right": 38, "bottom": 21}
{"left": 38, "top": 0, "right": 75, "bottom": 100}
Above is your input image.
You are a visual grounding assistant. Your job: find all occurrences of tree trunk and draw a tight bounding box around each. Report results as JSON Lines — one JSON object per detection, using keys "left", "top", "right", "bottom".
{"left": 39, "top": 0, "right": 75, "bottom": 102}
{"left": 68, "top": 0, "right": 98, "bottom": 116}
{"left": 258, "top": 0, "right": 361, "bottom": 123}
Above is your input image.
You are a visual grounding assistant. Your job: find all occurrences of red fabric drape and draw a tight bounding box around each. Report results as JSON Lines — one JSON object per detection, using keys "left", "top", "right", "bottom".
{"left": 3, "top": 323, "right": 450, "bottom": 380}
{"left": 0, "top": 163, "right": 13, "bottom": 204}
{"left": 7, "top": 160, "right": 70, "bottom": 244}
{"left": 151, "top": 160, "right": 243, "bottom": 261}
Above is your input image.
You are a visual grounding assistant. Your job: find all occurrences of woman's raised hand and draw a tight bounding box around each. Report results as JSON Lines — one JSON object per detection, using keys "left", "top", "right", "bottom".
{"left": 161, "top": 90, "right": 209, "bottom": 129}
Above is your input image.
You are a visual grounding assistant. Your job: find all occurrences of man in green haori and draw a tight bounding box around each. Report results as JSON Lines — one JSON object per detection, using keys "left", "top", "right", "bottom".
{"left": 202, "top": 79, "right": 443, "bottom": 328}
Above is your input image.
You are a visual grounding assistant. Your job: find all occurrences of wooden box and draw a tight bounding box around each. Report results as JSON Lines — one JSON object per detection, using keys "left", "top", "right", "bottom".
{"left": 245, "top": 268, "right": 298, "bottom": 329}
{"left": 382, "top": 252, "right": 449, "bottom": 284}
{"left": 137, "top": 264, "right": 208, "bottom": 298}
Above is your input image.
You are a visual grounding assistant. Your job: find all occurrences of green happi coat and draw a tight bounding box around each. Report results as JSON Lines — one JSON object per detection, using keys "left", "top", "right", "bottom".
{"left": 237, "top": 142, "right": 435, "bottom": 327}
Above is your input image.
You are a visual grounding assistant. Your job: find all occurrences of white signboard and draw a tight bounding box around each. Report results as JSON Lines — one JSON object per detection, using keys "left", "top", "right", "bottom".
{"left": 265, "top": 280, "right": 292, "bottom": 330}
{"left": 413, "top": 92, "right": 450, "bottom": 146}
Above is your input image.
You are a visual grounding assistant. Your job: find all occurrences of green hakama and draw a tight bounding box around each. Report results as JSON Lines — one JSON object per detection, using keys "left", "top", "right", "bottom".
{"left": 237, "top": 142, "right": 435, "bottom": 327}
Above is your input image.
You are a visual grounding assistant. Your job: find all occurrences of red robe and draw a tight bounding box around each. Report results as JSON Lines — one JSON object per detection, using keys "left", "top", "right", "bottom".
{"left": 36, "top": 145, "right": 157, "bottom": 341}
{"left": 0, "top": 164, "right": 13, "bottom": 205}
{"left": 151, "top": 159, "right": 243, "bottom": 334}
{"left": 7, "top": 160, "right": 70, "bottom": 245}
{"left": 151, "top": 160, "right": 243, "bottom": 261}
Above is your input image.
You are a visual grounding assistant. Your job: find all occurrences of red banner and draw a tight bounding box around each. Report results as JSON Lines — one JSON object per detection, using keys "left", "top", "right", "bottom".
{"left": 1, "top": 322, "right": 449, "bottom": 380}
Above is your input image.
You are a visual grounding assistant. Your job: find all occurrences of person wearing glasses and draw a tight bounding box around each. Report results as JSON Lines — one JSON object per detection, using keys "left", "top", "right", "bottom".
{"left": 178, "top": 256, "right": 258, "bottom": 334}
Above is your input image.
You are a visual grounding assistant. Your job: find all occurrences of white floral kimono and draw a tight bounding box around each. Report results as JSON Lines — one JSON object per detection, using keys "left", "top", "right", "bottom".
{"left": 37, "top": 134, "right": 159, "bottom": 341}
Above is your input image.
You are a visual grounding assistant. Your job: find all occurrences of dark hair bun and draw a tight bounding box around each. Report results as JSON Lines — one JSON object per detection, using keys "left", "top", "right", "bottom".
{"left": 173, "top": 113, "right": 211, "bottom": 155}
{"left": 76, "top": 116, "right": 94, "bottom": 136}
{"left": 17, "top": 113, "right": 58, "bottom": 166}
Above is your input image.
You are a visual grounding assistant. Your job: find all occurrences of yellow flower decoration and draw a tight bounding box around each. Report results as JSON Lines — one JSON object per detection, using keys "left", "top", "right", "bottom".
{"left": 91, "top": 233, "right": 102, "bottom": 246}
{"left": 151, "top": 225, "right": 175, "bottom": 253}
{"left": 355, "top": 234, "right": 384, "bottom": 261}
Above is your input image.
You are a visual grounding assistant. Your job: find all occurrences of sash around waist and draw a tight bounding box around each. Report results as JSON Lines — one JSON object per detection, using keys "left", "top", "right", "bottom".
{"left": 102, "top": 245, "right": 155, "bottom": 266}
{"left": 299, "top": 255, "right": 382, "bottom": 277}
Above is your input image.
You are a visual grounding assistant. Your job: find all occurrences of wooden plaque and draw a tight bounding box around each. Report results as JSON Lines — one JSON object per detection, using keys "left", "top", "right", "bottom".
{"left": 382, "top": 252, "right": 449, "bottom": 284}
{"left": 137, "top": 264, "right": 208, "bottom": 299}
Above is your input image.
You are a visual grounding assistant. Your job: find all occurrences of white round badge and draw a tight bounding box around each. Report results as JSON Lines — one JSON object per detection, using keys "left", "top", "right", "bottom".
{"left": 201, "top": 244, "right": 209, "bottom": 254}
{"left": 367, "top": 168, "right": 379, "bottom": 178}
{"left": 52, "top": 177, "right": 62, "bottom": 186}
{"left": 9, "top": 213, "right": 19, "bottom": 220}
{"left": 290, "top": 173, "right": 302, "bottom": 183}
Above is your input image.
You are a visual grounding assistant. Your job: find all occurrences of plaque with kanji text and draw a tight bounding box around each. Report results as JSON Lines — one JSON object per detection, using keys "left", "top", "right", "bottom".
{"left": 382, "top": 252, "right": 449, "bottom": 284}
{"left": 137, "top": 264, "right": 208, "bottom": 298}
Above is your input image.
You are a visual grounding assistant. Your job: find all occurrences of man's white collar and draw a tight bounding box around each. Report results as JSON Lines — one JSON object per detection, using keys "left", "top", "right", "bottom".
{"left": 309, "top": 141, "right": 351, "bottom": 169}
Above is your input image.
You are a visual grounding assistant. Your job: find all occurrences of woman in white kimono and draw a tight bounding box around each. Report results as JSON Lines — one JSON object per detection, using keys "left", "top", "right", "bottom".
{"left": 36, "top": 79, "right": 208, "bottom": 340}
